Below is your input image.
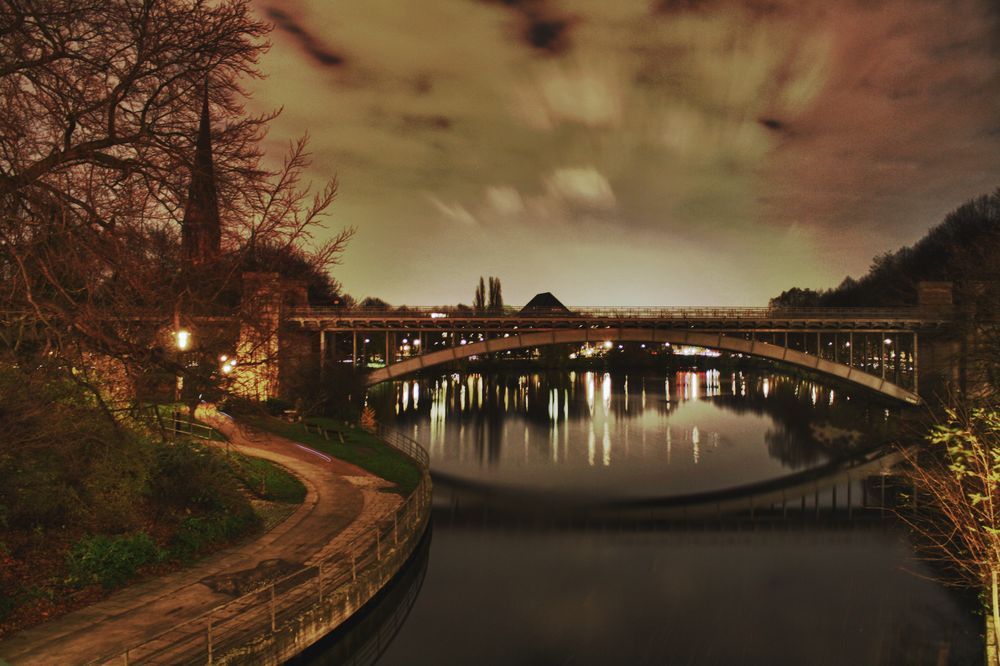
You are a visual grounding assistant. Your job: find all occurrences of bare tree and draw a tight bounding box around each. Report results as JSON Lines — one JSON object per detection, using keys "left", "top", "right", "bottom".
{"left": 0, "top": 0, "right": 352, "bottom": 413}
{"left": 899, "top": 406, "right": 1000, "bottom": 638}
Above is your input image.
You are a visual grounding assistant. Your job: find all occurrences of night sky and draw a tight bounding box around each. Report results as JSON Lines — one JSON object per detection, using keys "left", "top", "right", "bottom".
{"left": 246, "top": 0, "right": 1000, "bottom": 306}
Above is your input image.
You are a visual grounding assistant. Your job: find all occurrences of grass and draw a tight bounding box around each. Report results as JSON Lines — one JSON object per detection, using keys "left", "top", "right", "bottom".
{"left": 243, "top": 416, "right": 422, "bottom": 496}
{"left": 229, "top": 453, "right": 308, "bottom": 504}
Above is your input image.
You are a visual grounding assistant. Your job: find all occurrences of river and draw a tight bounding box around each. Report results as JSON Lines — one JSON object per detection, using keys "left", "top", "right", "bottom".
{"left": 306, "top": 368, "right": 982, "bottom": 665}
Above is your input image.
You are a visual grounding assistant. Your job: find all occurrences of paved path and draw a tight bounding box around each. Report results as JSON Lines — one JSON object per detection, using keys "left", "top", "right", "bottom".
{"left": 0, "top": 409, "right": 401, "bottom": 665}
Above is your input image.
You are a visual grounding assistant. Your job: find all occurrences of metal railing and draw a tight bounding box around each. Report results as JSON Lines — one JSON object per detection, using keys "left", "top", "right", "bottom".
{"left": 288, "top": 305, "right": 937, "bottom": 321}
{"left": 88, "top": 427, "right": 432, "bottom": 665}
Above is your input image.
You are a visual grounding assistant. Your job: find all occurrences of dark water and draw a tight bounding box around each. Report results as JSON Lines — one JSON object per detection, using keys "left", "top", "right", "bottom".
{"left": 312, "top": 370, "right": 981, "bottom": 665}
{"left": 371, "top": 523, "right": 979, "bottom": 666}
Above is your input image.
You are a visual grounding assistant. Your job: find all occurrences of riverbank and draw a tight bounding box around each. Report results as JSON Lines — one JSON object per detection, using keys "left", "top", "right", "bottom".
{"left": 0, "top": 409, "right": 430, "bottom": 665}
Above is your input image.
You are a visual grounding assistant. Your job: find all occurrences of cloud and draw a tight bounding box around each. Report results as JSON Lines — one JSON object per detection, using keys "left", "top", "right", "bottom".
{"left": 264, "top": 6, "right": 346, "bottom": 67}
{"left": 512, "top": 56, "right": 627, "bottom": 130}
{"left": 544, "top": 167, "right": 616, "bottom": 211}
{"left": 479, "top": 0, "right": 578, "bottom": 56}
{"left": 247, "top": 0, "right": 1000, "bottom": 305}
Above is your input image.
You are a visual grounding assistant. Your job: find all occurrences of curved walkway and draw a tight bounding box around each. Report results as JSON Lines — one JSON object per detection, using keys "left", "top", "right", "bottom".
{"left": 0, "top": 408, "right": 402, "bottom": 665}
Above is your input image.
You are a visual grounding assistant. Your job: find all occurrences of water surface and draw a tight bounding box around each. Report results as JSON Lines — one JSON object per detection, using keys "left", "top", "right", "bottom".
{"left": 371, "top": 369, "right": 895, "bottom": 497}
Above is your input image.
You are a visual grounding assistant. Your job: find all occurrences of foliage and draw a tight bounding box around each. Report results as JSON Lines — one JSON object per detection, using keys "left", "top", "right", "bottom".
{"left": 65, "top": 532, "right": 164, "bottom": 590}
{"left": 0, "top": 361, "right": 152, "bottom": 532}
{"left": 360, "top": 296, "right": 390, "bottom": 310}
{"left": 148, "top": 440, "right": 248, "bottom": 515}
{"left": 277, "top": 362, "right": 366, "bottom": 420}
{"left": 488, "top": 276, "right": 503, "bottom": 312}
{"left": 264, "top": 397, "right": 295, "bottom": 416}
{"left": 169, "top": 510, "right": 258, "bottom": 563}
{"left": 360, "top": 405, "right": 377, "bottom": 432}
{"left": 472, "top": 275, "right": 504, "bottom": 313}
{"left": 239, "top": 242, "right": 346, "bottom": 306}
{"left": 769, "top": 286, "right": 826, "bottom": 308}
{"left": 773, "top": 189, "right": 1000, "bottom": 309}
{"left": 474, "top": 277, "right": 486, "bottom": 312}
{"left": 229, "top": 454, "right": 307, "bottom": 504}
{"left": 901, "top": 407, "right": 1000, "bottom": 606}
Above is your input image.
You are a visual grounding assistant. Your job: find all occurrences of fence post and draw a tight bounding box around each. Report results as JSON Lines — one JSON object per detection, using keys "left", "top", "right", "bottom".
{"left": 124, "top": 648, "right": 130, "bottom": 666}
{"left": 270, "top": 584, "right": 276, "bottom": 631}
{"left": 206, "top": 618, "right": 213, "bottom": 665}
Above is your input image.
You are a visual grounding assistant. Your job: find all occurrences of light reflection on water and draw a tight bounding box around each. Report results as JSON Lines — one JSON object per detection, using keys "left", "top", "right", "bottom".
{"left": 371, "top": 369, "right": 890, "bottom": 498}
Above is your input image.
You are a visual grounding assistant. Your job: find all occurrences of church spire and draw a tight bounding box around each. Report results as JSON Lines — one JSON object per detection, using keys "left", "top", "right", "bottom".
{"left": 181, "top": 81, "right": 221, "bottom": 266}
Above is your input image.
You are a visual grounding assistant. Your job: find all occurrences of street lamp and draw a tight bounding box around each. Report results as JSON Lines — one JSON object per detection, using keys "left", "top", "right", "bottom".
{"left": 174, "top": 329, "right": 191, "bottom": 402}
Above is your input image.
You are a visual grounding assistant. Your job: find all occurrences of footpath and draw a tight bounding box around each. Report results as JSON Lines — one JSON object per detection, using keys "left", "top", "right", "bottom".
{"left": 0, "top": 408, "right": 402, "bottom": 665}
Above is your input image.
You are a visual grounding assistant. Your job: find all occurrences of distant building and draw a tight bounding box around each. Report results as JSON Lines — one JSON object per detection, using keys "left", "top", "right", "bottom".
{"left": 519, "top": 292, "right": 572, "bottom": 315}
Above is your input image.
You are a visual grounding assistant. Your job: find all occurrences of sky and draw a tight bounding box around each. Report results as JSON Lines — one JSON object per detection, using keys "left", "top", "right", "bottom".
{"left": 245, "top": 0, "right": 1000, "bottom": 307}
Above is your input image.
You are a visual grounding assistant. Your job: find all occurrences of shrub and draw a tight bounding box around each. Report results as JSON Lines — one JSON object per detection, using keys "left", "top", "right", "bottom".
{"left": 66, "top": 532, "right": 164, "bottom": 589}
{"left": 149, "top": 441, "right": 246, "bottom": 516}
{"left": 169, "top": 509, "right": 259, "bottom": 562}
{"left": 264, "top": 397, "right": 294, "bottom": 416}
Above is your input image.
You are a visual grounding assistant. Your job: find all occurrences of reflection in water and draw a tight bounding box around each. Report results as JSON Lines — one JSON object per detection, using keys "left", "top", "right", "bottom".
{"left": 371, "top": 370, "right": 896, "bottom": 498}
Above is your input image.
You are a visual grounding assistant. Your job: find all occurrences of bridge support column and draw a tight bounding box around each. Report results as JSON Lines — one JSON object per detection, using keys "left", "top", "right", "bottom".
{"left": 352, "top": 331, "right": 357, "bottom": 368}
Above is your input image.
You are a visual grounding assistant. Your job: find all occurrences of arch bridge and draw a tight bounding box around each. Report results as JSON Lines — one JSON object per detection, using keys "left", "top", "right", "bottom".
{"left": 287, "top": 306, "right": 951, "bottom": 404}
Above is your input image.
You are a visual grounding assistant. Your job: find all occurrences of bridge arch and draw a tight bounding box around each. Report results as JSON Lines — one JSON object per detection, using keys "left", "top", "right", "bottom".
{"left": 364, "top": 328, "right": 920, "bottom": 404}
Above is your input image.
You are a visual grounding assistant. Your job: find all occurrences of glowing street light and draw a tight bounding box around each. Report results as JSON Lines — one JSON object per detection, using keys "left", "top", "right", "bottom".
{"left": 175, "top": 329, "right": 191, "bottom": 350}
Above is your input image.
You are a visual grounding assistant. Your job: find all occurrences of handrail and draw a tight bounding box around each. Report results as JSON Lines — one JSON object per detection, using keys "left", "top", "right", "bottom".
{"left": 86, "top": 425, "right": 432, "bottom": 665}
{"left": 287, "top": 305, "right": 940, "bottom": 321}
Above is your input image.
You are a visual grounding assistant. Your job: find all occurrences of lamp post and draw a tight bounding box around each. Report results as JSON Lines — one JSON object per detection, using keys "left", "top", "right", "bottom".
{"left": 174, "top": 329, "right": 191, "bottom": 402}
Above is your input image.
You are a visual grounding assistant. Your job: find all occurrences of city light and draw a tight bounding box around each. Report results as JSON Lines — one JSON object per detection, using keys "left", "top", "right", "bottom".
{"left": 175, "top": 329, "right": 190, "bottom": 350}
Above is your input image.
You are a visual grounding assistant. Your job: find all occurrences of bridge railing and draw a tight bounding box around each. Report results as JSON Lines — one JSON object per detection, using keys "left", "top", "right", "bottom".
{"left": 288, "top": 305, "right": 932, "bottom": 321}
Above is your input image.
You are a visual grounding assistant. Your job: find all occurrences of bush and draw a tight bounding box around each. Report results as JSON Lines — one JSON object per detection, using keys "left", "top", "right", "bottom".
{"left": 264, "top": 397, "right": 294, "bottom": 416}
{"left": 169, "top": 509, "right": 259, "bottom": 562}
{"left": 66, "top": 532, "right": 164, "bottom": 589}
{"left": 149, "top": 440, "right": 247, "bottom": 516}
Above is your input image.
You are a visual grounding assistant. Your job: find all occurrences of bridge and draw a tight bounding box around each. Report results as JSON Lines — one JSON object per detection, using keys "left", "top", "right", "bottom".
{"left": 285, "top": 305, "right": 952, "bottom": 404}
